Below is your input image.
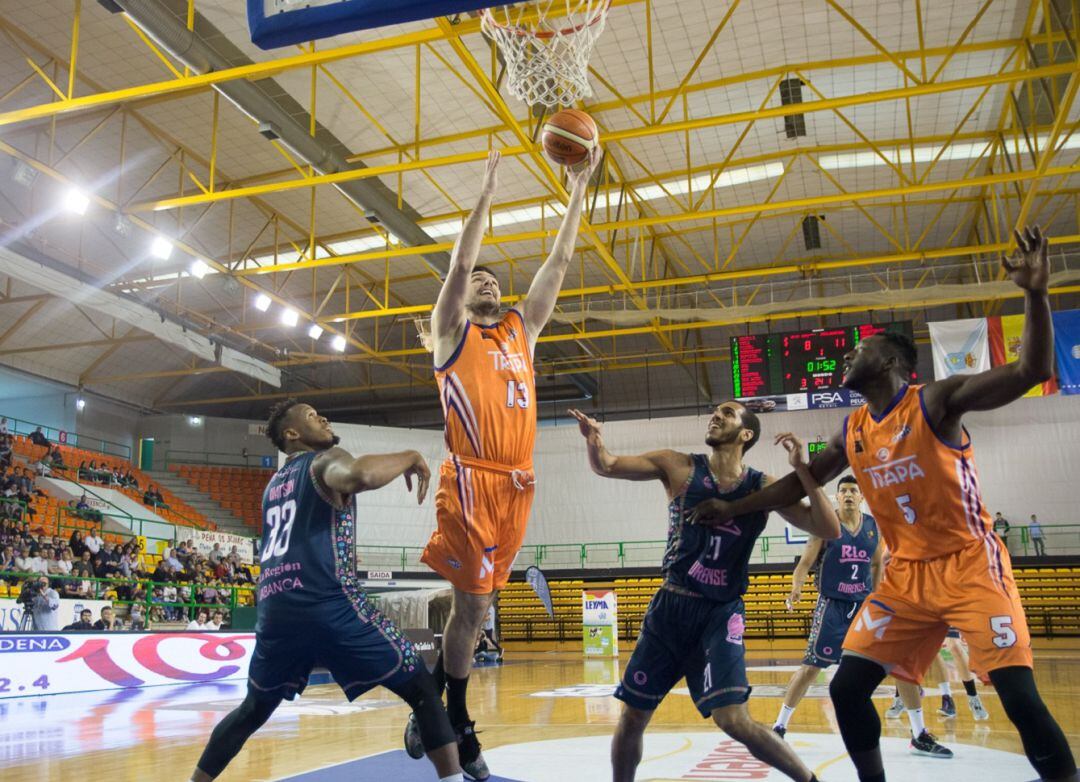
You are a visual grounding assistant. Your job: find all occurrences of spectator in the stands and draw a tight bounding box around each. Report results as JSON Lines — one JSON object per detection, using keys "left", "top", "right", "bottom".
{"left": 1029, "top": 514, "right": 1047, "bottom": 556}
{"left": 93, "top": 605, "right": 118, "bottom": 631}
{"left": 214, "top": 555, "right": 233, "bottom": 581}
{"left": 0, "top": 418, "right": 7, "bottom": 436}
{"left": 129, "top": 603, "right": 147, "bottom": 631}
{"left": 149, "top": 587, "right": 167, "bottom": 623}
{"left": 60, "top": 576, "right": 81, "bottom": 598}
{"left": 186, "top": 609, "right": 211, "bottom": 631}
{"left": 45, "top": 547, "right": 64, "bottom": 576}
{"left": 208, "top": 542, "right": 224, "bottom": 565}
{"left": 57, "top": 548, "right": 74, "bottom": 576}
{"left": 0, "top": 434, "right": 12, "bottom": 471}
{"left": 33, "top": 456, "right": 52, "bottom": 477}
{"left": 29, "top": 426, "right": 50, "bottom": 450}
{"left": 96, "top": 551, "right": 119, "bottom": 579}
{"left": 207, "top": 609, "right": 226, "bottom": 630}
{"left": 68, "top": 529, "right": 86, "bottom": 558}
{"left": 49, "top": 446, "right": 65, "bottom": 469}
{"left": 75, "top": 549, "right": 95, "bottom": 577}
{"left": 83, "top": 528, "right": 103, "bottom": 555}
{"left": 143, "top": 484, "right": 167, "bottom": 508}
{"left": 165, "top": 548, "right": 183, "bottom": 571}
{"left": 151, "top": 559, "right": 172, "bottom": 584}
{"left": 27, "top": 546, "right": 47, "bottom": 575}
{"left": 63, "top": 608, "right": 95, "bottom": 631}
{"left": 994, "top": 511, "right": 1011, "bottom": 548}
{"left": 201, "top": 582, "right": 219, "bottom": 606}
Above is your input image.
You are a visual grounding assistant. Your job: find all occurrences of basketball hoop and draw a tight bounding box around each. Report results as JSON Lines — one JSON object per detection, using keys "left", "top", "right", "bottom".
{"left": 481, "top": 0, "right": 612, "bottom": 108}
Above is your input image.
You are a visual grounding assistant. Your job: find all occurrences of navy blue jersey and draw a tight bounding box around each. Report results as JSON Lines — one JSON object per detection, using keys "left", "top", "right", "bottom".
{"left": 817, "top": 513, "right": 879, "bottom": 601}
{"left": 661, "top": 455, "right": 768, "bottom": 602}
{"left": 256, "top": 451, "right": 356, "bottom": 618}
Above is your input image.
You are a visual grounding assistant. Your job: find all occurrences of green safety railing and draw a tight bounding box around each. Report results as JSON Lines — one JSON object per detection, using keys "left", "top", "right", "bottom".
{"left": 165, "top": 449, "right": 275, "bottom": 469}
{"left": 1, "top": 414, "right": 131, "bottom": 459}
{"left": 353, "top": 523, "right": 1080, "bottom": 573}
{"left": 0, "top": 570, "right": 255, "bottom": 620}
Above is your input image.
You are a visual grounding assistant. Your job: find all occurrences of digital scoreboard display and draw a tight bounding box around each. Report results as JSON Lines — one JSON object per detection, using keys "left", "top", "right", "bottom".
{"left": 807, "top": 440, "right": 829, "bottom": 459}
{"left": 731, "top": 321, "right": 913, "bottom": 398}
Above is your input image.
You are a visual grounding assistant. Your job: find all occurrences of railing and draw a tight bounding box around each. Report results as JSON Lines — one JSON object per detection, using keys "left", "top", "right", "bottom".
{"left": 165, "top": 450, "right": 275, "bottom": 469}
{"left": 354, "top": 524, "right": 1080, "bottom": 573}
{"left": 0, "top": 570, "right": 254, "bottom": 624}
{"left": 2, "top": 413, "right": 131, "bottom": 459}
{"left": 49, "top": 464, "right": 209, "bottom": 531}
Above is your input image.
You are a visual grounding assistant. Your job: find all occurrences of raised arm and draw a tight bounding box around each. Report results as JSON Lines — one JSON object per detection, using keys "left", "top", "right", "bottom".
{"left": 315, "top": 447, "right": 430, "bottom": 504}
{"left": 518, "top": 149, "right": 602, "bottom": 346}
{"left": 431, "top": 152, "right": 500, "bottom": 346}
{"left": 690, "top": 427, "right": 849, "bottom": 525}
{"left": 870, "top": 540, "right": 884, "bottom": 590}
{"left": 569, "top": 408, "right": 690, "bottom": 490}
{"left": 787, "top": 535, "right": 825, "bottom": 610}
{"left": 769, "top": 433, "right": 842, "bottom": 539}
{"left": 923, "top": 225, "right": 1055, "bottom": 430}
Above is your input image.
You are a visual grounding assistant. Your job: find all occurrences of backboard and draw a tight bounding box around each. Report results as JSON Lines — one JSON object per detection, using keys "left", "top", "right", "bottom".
{"left": 247, "top": 0, "right": 497, "bottom": 49}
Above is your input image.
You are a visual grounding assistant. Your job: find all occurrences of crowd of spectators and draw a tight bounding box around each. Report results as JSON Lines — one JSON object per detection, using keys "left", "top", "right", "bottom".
{"left": 78, "top": 459, "right": 140, "bottom": 490}
{"left": 0, "top": 519, "right": 249, "bottom": 628}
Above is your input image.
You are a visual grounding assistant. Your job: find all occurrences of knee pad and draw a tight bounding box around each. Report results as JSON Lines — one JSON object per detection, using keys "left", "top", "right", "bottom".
{"left": 830, "top": 655, "right": 884, "bottom": 707}
{"left": 397, "top": 670, "right": 457, "bottom": 752}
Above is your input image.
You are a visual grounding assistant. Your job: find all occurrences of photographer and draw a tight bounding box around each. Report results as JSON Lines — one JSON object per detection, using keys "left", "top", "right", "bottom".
{"left": 26, "top": 575, "right": 61, "bottom": 631}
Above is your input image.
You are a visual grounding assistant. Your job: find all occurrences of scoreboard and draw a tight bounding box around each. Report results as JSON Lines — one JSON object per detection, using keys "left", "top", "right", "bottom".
{"left": 731, "top": 321, "right": 913, "bottom": 398}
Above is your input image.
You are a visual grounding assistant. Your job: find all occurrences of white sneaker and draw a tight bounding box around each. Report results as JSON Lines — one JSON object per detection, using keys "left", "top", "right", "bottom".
{"left": 968, "top": 694, "right": 990, "bottom": 721}
{"left": 885, "top": 694, "right": 905, "bottom": 718}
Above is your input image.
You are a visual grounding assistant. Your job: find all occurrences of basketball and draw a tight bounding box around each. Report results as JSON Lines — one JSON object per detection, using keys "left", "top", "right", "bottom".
{"left": 542, "top": 109, "right": 598, "bottom": 167}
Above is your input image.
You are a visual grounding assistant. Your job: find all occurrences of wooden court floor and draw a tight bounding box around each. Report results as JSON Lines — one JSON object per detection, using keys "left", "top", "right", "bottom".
{"left": 4, "top": 648, "right": 1080, "bottom": 781}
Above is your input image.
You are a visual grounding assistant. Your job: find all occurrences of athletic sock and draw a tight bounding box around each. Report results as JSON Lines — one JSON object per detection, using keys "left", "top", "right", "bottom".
{"left": 938, "top": 682, "right": 952, "bottom": 698}
{"left": 440, "top": 775, "right": 465, "bottom": 782}
{"left": 962, "top": 679, "right": 978, "bottom": 697}
{"left": 775, "top": 704, "right": 796, "bottom": 729}
{"left": 905, "top": 707, "right": 925, "bottom": 738}
{"left": 446, "top": 674, "right": 471, "bottom": 726}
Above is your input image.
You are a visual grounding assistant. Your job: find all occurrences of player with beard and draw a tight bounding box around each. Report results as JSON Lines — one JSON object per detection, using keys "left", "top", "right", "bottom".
{"left": 692, "top": 227, "right": 1076, "bottom": 782}
{"left": 190, "top": 400, "right": 464, "bottom": 782}
{"left": 571, "top": 403, "right": 840, "bottom": 782}
{"left": 405, "top": 148, "right": 600, "bottom": 779}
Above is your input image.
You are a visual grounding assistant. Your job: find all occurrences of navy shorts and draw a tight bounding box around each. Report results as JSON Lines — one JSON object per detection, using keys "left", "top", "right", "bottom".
{"left": 248, "top": 594, "right": 422, "bottom": 702}
{"left": 804, "top": 596, "right": 861, "bottom": 669}
{"left": 945, "top": 627, "right": 962, "bottom": 639}
{"left": 615, "top": 587, "right": 749, "bottom": 718}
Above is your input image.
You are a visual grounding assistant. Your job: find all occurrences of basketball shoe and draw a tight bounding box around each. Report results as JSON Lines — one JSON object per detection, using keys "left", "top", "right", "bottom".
{"left": 937, "top": 694, "right": 957, "bottom": 718}
{"left": 403, "top": 712, "right": 425, "bottom": 759}
{"left": 456, "top": 721, "right": 490, "bottom": 780}
{"left": 968, "top": 694, "right": 991, "bottom": 721}
{"left": 885, "top": 693, "right": 905, "bottom": 718}
{"left": 909, "top": 730, "right": 954, "bottom": 758}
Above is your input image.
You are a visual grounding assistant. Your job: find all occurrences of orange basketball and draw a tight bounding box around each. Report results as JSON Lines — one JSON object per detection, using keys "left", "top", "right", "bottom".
{"left": 541, "top": 109, "right": 598, "bottom": 167}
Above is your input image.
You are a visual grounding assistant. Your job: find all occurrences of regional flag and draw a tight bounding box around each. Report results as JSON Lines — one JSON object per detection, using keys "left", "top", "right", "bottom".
{"left": 929, "top": 318, "right": 990, "bottom": 380}
{"left": 988, "top": 314, "right": 1058, "bottom": 396}
{"left": 1052, "top": 309, "right": 1080, "bottom": 395}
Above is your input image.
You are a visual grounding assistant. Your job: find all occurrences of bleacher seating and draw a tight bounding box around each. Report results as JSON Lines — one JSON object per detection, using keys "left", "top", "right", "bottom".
{"left": 168, "top": 465, "right": 273, "bottom": 530}
{"left": 8, "top": 433, "right": 215, "bottom": 530}
{"left": 498, "top": 565, "right": 1080, "bottom": 642}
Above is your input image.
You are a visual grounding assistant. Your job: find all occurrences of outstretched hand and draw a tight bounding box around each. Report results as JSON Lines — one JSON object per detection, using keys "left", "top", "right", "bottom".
{"left": 567, "top": 146, "right": 602, "bottom": 192}
{"left": 774, "top": 432, "right": 806, "bottom": 468}
{"left": 1003, "top": 225, "right": 1049, "bottom": 293}
{"left": 568, "top": 408, "right": 602, "bottom": 440}
{"left": 481, "top": 150, "right": 500, "bottom": 198}
{"left": 403, "top": 454, "right": 431, "bottom": 505}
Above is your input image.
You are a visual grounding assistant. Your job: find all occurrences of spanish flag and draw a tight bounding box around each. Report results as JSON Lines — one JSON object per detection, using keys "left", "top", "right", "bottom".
{"left": 988, "top": 314, "right": 1058, "bottom": 396}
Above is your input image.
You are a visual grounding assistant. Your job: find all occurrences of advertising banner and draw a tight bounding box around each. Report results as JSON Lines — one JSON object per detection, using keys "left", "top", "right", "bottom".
{"left": 0, "top": 598, "right": 113, "bottom": 632}
{"left": 186, "top": 529, "right": 256, "bottom": 564}
{"left": 1053, "top": 309, "right": 1080, "bottom": 395}
{"left": 582, "top": 589, "right": 618, "bottom": 658}
{"left": 0, "top": 631, "right": 256, "bottom": 699}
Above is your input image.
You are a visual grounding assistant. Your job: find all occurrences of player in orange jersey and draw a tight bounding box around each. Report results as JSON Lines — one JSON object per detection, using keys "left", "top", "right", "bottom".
{"left": 692, "top": 226, "right": 1076, "bottom": 782}
{"left": 404, "top": 148, "right": 601, "bottom": 779}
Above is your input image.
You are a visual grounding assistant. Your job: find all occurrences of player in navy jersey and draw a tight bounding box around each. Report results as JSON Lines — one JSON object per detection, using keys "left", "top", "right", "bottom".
{"left": 570, "top": 403, "right": 840, "bottom": 782}
{"left": 190, "top": 400, "right": 463, "bottom": 782}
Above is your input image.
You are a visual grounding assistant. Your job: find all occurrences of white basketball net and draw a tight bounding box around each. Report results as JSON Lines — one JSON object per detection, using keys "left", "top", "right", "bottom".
{"left": 481, "top": 1, "right": 612, "bottom": 108}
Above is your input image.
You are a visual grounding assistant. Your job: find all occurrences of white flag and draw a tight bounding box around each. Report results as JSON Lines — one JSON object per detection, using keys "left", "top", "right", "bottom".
{"left": 929, "top": 318, "right": 990, "bottom": 379}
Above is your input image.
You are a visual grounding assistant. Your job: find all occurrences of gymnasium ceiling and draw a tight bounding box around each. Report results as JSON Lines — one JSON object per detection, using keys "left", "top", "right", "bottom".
{"left": 0, "top": 0, "right": 1079, "bottom": 426}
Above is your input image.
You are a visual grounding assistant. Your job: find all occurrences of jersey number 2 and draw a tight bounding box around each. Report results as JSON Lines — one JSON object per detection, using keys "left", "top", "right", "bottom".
{"left": 261, "top": 499, "right": 297, "bottom": 562}
{"left": 506, "top": 380, "right": 530, "bottom": 409}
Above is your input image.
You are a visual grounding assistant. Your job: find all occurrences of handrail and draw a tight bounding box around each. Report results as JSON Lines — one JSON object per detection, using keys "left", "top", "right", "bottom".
{"left": 1, "top": 413, "right": 131, "bottom": 460}
{"left": 166, "top": 449, "right": 275, "bottom": 469}
{"left": 0, "top": 569, "right": 255, "bottom": 620}
{"left": 53, "top": 464, "right": 210, "bottom": 531}
{"left": 352, "top": 523, "right": 1080, "bottom": 572}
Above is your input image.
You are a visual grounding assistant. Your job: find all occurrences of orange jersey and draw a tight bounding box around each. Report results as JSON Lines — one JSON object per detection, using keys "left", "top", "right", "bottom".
{"left": 844, "top": 384, "right": 997, "bottom": 563}
{"left": 434, "top": 309, "right": 536, "bottom": 468}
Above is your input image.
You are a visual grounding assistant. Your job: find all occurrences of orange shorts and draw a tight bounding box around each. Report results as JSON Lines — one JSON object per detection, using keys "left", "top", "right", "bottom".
{"left": 420, "top": 456, "right": 535, "bottom": 594}
{"left": 844, "top": 538, "right": 1032, "bottom": 683}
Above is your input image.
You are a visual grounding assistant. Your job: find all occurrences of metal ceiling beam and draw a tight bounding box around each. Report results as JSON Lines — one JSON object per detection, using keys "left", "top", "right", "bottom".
{"left": 127, "top": 60, "right": 1080, "bottom": 214}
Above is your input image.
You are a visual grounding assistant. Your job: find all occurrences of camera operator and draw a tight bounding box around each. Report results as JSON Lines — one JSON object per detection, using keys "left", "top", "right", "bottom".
{"left": 24, "top": 575, "right": 61, "bottom": 631}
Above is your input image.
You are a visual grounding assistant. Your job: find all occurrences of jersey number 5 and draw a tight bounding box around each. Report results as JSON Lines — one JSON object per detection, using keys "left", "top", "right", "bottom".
{"left": 506, "top": 380, "right": 530, "bottom": 409}
{"left": 261, "top": 499, "right": 297, "bottom": 562}
{"left": 895, "top": 494, "right": 917, "bottom": 524}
